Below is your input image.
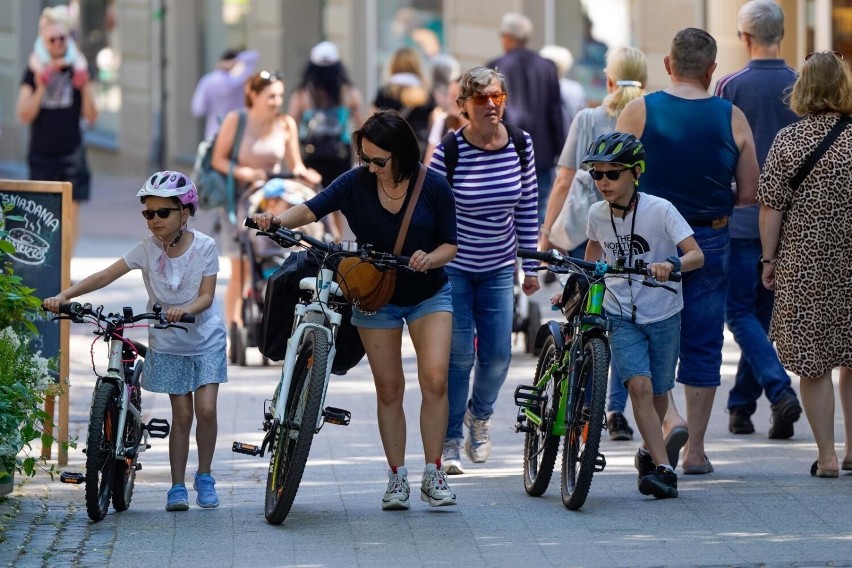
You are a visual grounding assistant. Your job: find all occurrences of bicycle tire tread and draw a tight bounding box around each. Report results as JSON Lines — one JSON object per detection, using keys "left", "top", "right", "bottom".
{"left": 523, "top": 335, "right": 561, "bottom": 496}
{"left": 85, "top": 382, "right": 120, "bottom": 522}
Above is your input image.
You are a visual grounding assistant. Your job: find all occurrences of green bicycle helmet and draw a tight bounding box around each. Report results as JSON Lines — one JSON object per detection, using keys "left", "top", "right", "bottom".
{"left": 581, "top": 131, "right": 646, "bottom": 173}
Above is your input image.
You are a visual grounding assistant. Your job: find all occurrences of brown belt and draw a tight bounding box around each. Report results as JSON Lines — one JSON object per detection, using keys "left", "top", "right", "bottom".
{"left": 688, "top": 215, "right": 729, "bottom": 229}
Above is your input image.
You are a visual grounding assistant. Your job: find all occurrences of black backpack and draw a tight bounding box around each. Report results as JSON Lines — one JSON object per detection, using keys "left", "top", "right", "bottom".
{"left": 298, "top": 106, "right": 351, "bottom": 161}
{"left": 259, "top": 250, "right": 365, "bottom": 375}
{"left": 439, "top": 121, "right": 530, "bottom": 186}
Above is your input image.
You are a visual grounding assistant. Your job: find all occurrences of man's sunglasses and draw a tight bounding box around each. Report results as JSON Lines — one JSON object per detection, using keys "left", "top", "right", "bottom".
{"left": 589, "top": 168, "right": 630, "bottom": 181}
{"left": 805, "top": 50, "right": 844, "bottom": 61}
{"left": 468, "top": 92, "right": 507, "bottom": 106}
{"left": 359, "top": 153, "right": 390, "bottom": 168}
{"left": 141, "top": 207, "right": 181, "bottom": 220}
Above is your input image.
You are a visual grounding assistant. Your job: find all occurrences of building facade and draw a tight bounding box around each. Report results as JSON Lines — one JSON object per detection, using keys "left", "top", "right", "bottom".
{"left": 0, "top": 0, "right": 847, "bottom": 178}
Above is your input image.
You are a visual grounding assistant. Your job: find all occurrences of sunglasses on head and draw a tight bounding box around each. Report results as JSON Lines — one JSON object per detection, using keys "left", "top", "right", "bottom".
{"left": 141, "top": 207, "right": 181, "bottom": 220}
{"left": 468, "top": 92, "right": 507, "bottom": 106}
{"left": 589, "top": 167, "right": 630, "bottom": 181}
{"left": 805, "top": 50, "right": 844, "bottom": 61}
{"left": 359, "top": 153, "right": 390, "bottom": 168}
{"left": 257, "top": 70, "right": 283, "bottom": 81}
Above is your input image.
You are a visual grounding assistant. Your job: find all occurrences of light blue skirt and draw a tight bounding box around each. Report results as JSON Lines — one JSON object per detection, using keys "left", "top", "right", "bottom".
{"left": 141, "top": 349, "right": 227, "bottom": 395}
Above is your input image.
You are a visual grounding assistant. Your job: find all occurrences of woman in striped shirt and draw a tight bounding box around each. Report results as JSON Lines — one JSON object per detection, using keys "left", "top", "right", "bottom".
{"left": 429, "top": 66, "right": 540, "bottom": 474}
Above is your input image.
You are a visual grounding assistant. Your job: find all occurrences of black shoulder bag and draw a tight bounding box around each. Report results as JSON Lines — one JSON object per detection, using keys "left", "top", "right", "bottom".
{"left": 789, "top": 115, "right": 851, "bottom": 190}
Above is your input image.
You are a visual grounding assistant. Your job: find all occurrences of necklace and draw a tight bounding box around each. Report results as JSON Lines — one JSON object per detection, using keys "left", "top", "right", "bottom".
{"left": 378, "top": 177, "right": 407, "bottom": 202}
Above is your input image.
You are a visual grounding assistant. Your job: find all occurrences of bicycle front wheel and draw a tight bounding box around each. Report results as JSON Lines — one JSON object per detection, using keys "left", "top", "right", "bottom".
{"left": 523, "top": 335, "right": 561, "bottom": 496}
{"left": 264, "top": 328, "right": 329, "bottom": 525}
{"left": 85, "top": 382, "right": 120, "bottom": 522}
{"left": 561, "top": 337, "right": 609, "bottom": 511}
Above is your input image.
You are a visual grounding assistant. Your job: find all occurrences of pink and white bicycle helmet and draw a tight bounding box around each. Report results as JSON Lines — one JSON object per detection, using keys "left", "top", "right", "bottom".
{"left": 137, "top": 170, "right": 199, "bottom": 213}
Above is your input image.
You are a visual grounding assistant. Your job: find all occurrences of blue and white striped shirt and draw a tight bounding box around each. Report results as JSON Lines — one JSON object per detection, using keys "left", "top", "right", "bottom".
{"left": 429, "top": 127, "right": 539, "bottom": 275}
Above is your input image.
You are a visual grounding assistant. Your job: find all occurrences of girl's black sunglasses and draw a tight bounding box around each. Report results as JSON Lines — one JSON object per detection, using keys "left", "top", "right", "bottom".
{"left": 141, "top": 207, "right": 180, "bottom": 220}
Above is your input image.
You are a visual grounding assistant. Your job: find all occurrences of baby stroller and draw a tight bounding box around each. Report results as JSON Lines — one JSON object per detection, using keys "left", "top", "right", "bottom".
{"left": 512, "top": 262, "right": 542, "bottom": 355}
{"left": 230, "top": 178, "right": 325, "bottom": 366}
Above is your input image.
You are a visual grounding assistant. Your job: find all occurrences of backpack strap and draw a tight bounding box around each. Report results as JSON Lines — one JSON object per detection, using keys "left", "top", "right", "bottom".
{"left": 440, "top": 129, "right": 460, "bottom": 186}
{"left": 439, "top": 121, "right": 528, "bottom": 187}
{"left": 226, "top": 109, "right": 247, "bottom": 223}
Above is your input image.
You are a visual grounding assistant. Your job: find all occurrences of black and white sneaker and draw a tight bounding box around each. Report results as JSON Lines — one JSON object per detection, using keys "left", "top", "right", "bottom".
{"left": 638, "top": 466, "right": 678, "bottom": 499}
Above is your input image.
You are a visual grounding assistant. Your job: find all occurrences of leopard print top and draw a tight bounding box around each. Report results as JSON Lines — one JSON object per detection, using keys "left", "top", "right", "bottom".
{"left": 758, "top": 114, "right": 852, "bottom": 378}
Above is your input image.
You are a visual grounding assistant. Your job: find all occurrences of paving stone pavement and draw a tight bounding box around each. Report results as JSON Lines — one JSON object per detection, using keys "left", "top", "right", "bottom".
{"left": 2, "top": 173, "right": 852, "bottom": 567}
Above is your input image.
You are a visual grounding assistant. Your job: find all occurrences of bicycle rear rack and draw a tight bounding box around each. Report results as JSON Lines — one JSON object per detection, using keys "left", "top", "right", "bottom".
{"left": 144, "top": 418, "right": 170, "bottom": 439}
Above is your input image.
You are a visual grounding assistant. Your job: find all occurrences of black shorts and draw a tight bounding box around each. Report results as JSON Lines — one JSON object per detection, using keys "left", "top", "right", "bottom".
{"left": 28, "top": 145, "right": 92, "bottom": 202}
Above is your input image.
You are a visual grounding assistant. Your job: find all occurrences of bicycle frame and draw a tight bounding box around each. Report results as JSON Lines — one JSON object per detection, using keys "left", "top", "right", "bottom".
{"left": 271, "top": 266, "right": 342, "bottom": 432}
{"left": 95, "top": 332, "right": 147, "bottom": 461}
{"left": 521, "top": 277, "right": 611, "bottom": 438}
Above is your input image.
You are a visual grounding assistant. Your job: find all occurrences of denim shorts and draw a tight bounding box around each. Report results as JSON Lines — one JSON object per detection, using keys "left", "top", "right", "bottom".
{"left": 607, "top": 311, "right": 681, "bottom": 396}
{"left": 351, "top": 282, "right": 452, "bottom": 329}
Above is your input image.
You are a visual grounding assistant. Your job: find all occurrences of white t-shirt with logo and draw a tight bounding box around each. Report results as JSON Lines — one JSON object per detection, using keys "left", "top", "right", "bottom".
{"left": 586, "top": 192, "right": 693, "bottom": 324}
{"left": 124, "top": 229, "right": 226, "bottom": 355}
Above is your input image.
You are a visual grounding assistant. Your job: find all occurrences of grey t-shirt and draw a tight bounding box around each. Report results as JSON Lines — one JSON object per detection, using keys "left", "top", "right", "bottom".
{"left": 557, "top": 105, "right": 616, "bottom": 170}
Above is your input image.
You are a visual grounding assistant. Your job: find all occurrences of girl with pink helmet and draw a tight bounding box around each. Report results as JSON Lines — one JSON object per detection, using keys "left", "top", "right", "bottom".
{"left": 43, "top": 170, "right": 227, "bottom": 512}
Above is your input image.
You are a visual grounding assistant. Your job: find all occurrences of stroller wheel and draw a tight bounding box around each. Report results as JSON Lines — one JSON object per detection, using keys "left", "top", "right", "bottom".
{"left": 229, "top": 323, "right": 247, "bottom": 366}
{"left": 525, "top": 301, "right": 541, "bottom": 356}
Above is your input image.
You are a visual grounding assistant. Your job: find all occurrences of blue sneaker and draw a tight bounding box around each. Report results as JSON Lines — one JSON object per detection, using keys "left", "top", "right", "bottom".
{"left": 166, "top": 484, "right": 189, "bottom": 511}
{"left": 193, "top": 472, "right": 220, "bottom": 508}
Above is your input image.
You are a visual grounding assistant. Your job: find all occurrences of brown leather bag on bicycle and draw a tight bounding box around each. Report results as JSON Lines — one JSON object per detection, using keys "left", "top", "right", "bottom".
{"left": 336, "top": 165, "right": 426, "bottom": 312}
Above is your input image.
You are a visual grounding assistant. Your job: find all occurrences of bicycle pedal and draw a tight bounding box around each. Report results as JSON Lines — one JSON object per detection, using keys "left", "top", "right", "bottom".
{"left": 144, "top": 418, "right": 170, "bottom": 439}
{"left": 232, "top": 441, "right": 262, "bottom": 456}
{"left": 322, "top": 406, "right": 351, "bottom": 426}
{"left": 594, "top": 452, "right": 607, "bottom": 472}
{"left": 514, "top": 385, "right": 546, "bottom": 409}
{"left": 59, "top": 471, "right": 85, "bottom": 484}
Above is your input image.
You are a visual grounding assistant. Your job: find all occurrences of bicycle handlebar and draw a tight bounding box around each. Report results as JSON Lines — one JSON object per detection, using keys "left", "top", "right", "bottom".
{"left": 244, "top": 218, "right": 412, "bottom": 269}
{"left": 517, "top": 248, "right": 682, "bottom": 283}
{"left": 55, "top": 302, "right": 195, "bottom": 327}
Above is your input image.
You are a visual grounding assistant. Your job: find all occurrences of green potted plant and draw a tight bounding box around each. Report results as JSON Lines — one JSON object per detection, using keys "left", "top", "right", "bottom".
{"left": 0, "top": 203, "right": 72, "bottom": 496}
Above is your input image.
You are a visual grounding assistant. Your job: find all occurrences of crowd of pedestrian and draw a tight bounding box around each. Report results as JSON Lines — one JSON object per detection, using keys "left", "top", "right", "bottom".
{"left": 28, "top": 1, "right": 852, "bottom": 513}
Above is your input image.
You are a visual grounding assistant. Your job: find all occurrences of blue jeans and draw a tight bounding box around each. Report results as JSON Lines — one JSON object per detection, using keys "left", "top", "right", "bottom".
{"left": 445, "top": 265, "right": 515, "bottom": 440}
{"left": 677, "top": 226, "right": 730, "bottom": 388}
{"left": 725, "top": 238, "right": 794, "bottom": 413}
{"left": 536, "top": 167, "right": 555, "bottom": 226}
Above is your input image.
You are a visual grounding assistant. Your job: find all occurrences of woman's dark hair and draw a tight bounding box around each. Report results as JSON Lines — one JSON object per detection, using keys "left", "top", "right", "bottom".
{"left": 353, "top": 110, "right": 421, "bottom": 185}
{"left": 298, "top": 62, "right": 352, "bottom": 107}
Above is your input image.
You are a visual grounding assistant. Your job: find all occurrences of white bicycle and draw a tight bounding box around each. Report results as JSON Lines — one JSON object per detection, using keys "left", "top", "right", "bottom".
{"left": 233, "top": 219, "right": 411, "bottom": 524}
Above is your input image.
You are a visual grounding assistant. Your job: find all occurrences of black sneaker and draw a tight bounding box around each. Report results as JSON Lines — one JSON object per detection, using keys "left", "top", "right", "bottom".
{"left": 768, "top": 392, "right": 802, "bottom": 440}
{"left": 728, "top": 407, "right": 755, "bottom": 434}
{"left": 634, "top": 449, "right": 655, "bottom": 478}
{"left": 607, "top": 412, "right": 634, "bottom": 441}
{"left": 638, "top": 466, "right": 678, "bottom": 499}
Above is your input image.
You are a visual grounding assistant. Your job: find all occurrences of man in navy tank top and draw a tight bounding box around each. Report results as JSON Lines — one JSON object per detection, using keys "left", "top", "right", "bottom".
{"left": 617, "top": 28, "right": 760, "bottom": 475}
{"left": 714, "top": 0, "right": 802, "bottom": 441}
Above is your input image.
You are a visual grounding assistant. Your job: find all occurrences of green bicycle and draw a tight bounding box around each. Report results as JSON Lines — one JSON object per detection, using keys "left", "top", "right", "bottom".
{"left": 514, "top": 249, "right": 679, "bottom": 510}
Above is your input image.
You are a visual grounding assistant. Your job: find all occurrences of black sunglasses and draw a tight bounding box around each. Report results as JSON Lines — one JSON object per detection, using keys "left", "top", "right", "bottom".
{"left": 589, "top": 167, "right": 630, "bottom": 181}
{"left": 359, "top": 153, "right": 391, "bottom": 168}
{"left": 49, "top": 35, "right": 67, "bottom": 44}
{"left": 805, "top": 51, "right": 844, "bottom": 61}
{"left": 141, "top": 207, "right": 181, "bottom": 220}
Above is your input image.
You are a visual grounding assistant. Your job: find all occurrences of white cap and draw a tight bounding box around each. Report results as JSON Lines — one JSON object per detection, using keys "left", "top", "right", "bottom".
{"left": 310, "top": 41, "right": 340, "bottom": 66}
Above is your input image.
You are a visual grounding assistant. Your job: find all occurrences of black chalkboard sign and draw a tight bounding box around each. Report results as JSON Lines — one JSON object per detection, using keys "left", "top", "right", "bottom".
{"left": 0, "top": 180, "right": 71, "bottom": 463}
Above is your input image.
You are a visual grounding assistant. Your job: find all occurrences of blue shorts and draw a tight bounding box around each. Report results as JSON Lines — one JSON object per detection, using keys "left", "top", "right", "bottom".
{"left": 351, "top": 283, "right": 452, "bottom": 329}
{"left": 142, "top": 349, "right": 227, "bottom": 395}
{"left": 607, "top": 312, "right": 680, "bottom": 396}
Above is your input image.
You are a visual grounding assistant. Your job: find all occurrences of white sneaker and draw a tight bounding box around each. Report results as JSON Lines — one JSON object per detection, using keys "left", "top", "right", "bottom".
{"left": 382, "top": 466, "right": 410, "bottom": 511}
{"left": 441, "top": 439, "right": 465, "bottom": 475}
{"left": 464, "top": 409, "right": 491, "bottom": 463}
{"left": 421, "top": 464, "right": 457, "bottom": 507}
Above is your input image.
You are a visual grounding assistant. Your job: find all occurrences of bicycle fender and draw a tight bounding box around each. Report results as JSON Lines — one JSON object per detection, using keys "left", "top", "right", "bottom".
{"left": 534, "top": 320, "right": 565, "bottom": 353}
